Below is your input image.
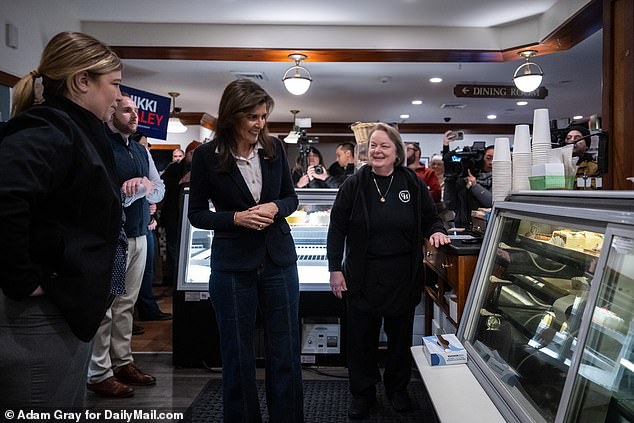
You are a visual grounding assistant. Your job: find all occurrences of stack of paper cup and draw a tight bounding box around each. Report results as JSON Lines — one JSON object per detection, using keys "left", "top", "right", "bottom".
{"left": 531, "top": 108, "right": 552, "bottom": 169}
{"left": 492, "top": 137, "right": 512, "bottom": 202}
{"left": 512, "top": 124, "right": 531, "bottom": 191}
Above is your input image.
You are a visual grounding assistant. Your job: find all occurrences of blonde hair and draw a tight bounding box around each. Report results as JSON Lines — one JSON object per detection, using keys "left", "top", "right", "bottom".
{"left": 367, "top": 122, "right": 406, "bottom": 167}
{"left": 11, "top": 31, "right": 121, "bottom": 117}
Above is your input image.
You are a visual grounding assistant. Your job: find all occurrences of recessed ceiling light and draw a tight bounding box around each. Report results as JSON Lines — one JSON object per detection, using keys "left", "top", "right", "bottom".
{"left": 429, "top": 77, "right": 443, "bottom": 83}
{"left": 516, "top": 101, "right": 528, "bottom": 106}
{"left": 411, "top": 100, "right": 423, "bottom": 105}
{"left": 400, "top": 114, "right": 410, "bottom": 119}
{"left": 487, "top": 114, "right": 497, "bottom": 120}
{"left": 573, "top": 115, "right": 583, "bottom": 120}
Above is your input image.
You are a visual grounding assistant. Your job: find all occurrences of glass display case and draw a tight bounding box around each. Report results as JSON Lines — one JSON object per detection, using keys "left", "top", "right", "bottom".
{"left": 176, "top": 188, "right": 337, "bottom": 291}
{"left": 173, "top": 188, "right": 345, "bottom": 367}
{"left": 459, "top": 191, "right": 634, "bottom": 423}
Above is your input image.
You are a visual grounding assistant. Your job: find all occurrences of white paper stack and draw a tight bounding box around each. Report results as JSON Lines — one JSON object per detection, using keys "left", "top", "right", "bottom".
{"left": 492, "top": 137, "right": 512, "bottom": 202}
{"left": 512, "top": 124, "right": 531, "bottom": 191}
{"left": 531, "top": 108, "right": 552, "bottom": 170}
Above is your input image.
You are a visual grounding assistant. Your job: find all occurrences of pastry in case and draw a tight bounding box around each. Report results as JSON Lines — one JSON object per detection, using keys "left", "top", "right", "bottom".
{"left": 286, "top": 210, "right": 307, "bottom": 225}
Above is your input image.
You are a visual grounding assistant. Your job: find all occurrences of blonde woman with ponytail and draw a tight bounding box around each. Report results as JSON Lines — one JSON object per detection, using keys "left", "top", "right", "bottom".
{"left": 0, "top": 32, "right": 123, "bottom": 407}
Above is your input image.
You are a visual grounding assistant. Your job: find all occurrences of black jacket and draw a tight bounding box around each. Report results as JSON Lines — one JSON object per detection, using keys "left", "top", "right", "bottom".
{"left": 0, "top": 96, "right": 121, "bottom": 341}
{"left": 188, "top": 137, "right": 298, "bottom": 271}
{"left": 327, "top": 166, "right": 445, "bottom": 301}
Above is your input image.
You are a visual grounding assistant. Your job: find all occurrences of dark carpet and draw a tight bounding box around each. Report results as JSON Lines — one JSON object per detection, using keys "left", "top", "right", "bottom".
{"left": 184, "top": 375, "right": 439, "bottom": 422}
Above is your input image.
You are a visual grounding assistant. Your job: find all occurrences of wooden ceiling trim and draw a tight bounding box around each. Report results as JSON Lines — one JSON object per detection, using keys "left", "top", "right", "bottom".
{"left": 113, "top": 0, "right": 601, "bottom": 65}
{"left": 113, "top": 46, "right": 505, "bottom": 63}
{"left": 0, "top": 70, "right": 20, "bottom": 87}
{"left": 501, "top": 0, "right": 602, "bottom": 60}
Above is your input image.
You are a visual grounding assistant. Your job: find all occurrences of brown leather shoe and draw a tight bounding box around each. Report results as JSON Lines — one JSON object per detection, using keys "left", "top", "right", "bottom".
{"left": 114, "top": 363, "right": 156, "bottom": 386}
{"left": 87, "top": 376, "right": 134, "bottom": 398}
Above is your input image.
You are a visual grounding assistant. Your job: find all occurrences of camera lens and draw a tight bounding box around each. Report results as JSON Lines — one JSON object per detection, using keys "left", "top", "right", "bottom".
{"left": 315, "top": 165, "right": 324, "bottom": 174}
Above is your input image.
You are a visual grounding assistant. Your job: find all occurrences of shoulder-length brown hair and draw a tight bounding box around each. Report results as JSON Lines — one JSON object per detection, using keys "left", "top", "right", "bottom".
{"left": 214, "top": 79, "right": 276, "bottom": 171}
{"left": 367, "top": 122, "right": 406, "bottom": 167}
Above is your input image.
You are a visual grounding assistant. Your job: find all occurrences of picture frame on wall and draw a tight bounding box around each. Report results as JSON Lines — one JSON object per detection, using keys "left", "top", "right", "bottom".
{"left": 420, "top": 157, "right": 429, "bottom": 167}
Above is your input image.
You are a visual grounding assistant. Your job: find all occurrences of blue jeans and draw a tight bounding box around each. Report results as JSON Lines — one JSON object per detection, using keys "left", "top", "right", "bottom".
{"left": 209, "top": 259, "right": 304, "bottom": 423}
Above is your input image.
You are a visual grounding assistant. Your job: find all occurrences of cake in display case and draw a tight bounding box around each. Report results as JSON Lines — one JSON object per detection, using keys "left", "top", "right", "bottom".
{"left": 458, "top": 191, "right": 634, "bottom": 423}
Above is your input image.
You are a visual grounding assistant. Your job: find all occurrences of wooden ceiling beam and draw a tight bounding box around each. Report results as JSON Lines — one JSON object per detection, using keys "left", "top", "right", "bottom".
{"left": 113, "top": 0, "right": 601, "bottom": 64}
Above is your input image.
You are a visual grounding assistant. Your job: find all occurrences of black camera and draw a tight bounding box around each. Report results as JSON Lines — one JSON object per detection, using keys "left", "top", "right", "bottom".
{"left": 314, "top": 165, "right": 324, "bottom": 175}
{"left": 443, "top": 141, "right": 486, "bottom": 179}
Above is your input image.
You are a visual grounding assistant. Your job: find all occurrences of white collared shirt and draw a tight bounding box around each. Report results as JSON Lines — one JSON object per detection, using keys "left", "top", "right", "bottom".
{"left": 232, "top": 142, "right": 263, "bottom": 203}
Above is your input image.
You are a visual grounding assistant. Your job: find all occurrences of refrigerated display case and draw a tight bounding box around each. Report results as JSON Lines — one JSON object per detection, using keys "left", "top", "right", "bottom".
{"left": 457, "top": 191, "right": 634, "bottom": 423}
{"left": 173, "top": 188, "right": 346, "bottom": 367}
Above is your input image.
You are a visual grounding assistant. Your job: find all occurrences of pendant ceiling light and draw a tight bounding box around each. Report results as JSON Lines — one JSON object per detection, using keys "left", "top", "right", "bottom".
{"left": 282, "top": 54, "right": 312, "bottom": 96}
{"left": 167, "top": 92, "right": 187, "bottom": 133}
{"left": 513, "top": 50, "right": 544, "bottom": 93}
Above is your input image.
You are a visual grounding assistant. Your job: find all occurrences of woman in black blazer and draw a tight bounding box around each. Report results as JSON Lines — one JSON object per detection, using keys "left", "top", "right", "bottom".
{"left": 188, "top": 80, "right": 303, "bottom": 423}
{"left": 0, "top": 32, "right": 122, "bottom": 407}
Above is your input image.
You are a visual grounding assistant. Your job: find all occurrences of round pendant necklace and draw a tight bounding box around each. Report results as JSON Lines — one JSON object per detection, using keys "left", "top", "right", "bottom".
{"left": 372, "top": 174, "right": 394, "bottom": 203}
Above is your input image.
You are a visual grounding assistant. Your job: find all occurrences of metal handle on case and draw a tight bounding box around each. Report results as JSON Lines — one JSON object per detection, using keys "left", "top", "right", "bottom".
{"left": 441, "top": 262, "right": 453, "bottom": 269}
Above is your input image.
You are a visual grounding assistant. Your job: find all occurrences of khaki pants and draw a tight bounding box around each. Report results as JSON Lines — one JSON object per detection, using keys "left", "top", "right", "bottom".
{"left": 88, "top": 235, "right": 147, "bottom": 383}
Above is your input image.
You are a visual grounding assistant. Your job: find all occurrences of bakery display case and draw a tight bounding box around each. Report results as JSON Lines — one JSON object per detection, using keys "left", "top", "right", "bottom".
{"left": 458, "top": 191, "right": 634, "bottom": 423}
{"left": 176, "top": 188, "right": 337, "bottom": 292}
{"left": 173, "top": 188, "right": 346, "bottom": 367}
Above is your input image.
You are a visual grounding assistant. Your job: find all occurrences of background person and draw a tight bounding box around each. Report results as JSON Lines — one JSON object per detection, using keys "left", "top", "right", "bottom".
{"left": 291, "top": 145, "right": 334, "bottom": 188}
{"left": 0, "top": 31, "right": 123, "bottom": 407}
{"left": 172, "top": 148, "right": 185, "bottom": 162}
{"left": 160, "top": 140, "right": 202, "bottom": 286}
{"left": 188, "top": 79, "right": 304, "bottom": 423}
{"left": 133, "top": 134, "right": 172, "bottom": 323}
{"left": 563, "top": 125, "right": 599, "bottom": 181}
{"left": 328, "top": 142, "right": 356, "bottom": 186}
{"left": 442, "top": 130, "right": 493, "bottom": 229}
{"left": 430, "top": 154, "right": 455, "bottom": 225}
{"left": 327, "top": 123, "right": 449, "bottom": 420}
{"left": 405, "top": 142, "right": 441, "bottom": 202}
{"left": 87, "top": 95, "right": 165, "bottom": 398}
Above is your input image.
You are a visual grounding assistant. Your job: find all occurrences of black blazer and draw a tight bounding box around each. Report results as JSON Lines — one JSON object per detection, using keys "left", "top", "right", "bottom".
{"left": 188, "top": 137, "right": 298, "bottom": 271}
{"left": 0, "top": 96, "right": 121, "bottom": 341}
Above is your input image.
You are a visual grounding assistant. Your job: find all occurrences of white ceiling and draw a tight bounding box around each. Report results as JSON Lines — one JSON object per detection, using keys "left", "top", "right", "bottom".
{"left": 64, "top": 0, "right": 601, "bottom": 126}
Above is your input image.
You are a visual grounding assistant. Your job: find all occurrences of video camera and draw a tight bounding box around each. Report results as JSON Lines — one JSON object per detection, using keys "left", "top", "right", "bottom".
{"left": 297, "top": 129, "right": 320, "bottom": 174}
{"left": 443, "top": 141, "right": 487, "bottom": 179}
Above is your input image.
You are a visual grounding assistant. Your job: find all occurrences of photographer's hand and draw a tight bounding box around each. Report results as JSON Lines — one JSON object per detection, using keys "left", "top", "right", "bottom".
{"left": 442, "top": 130, "right": 455, "bottom": 146}
{"left": 297, "top": 174, "right": 310, "bottom": 188}
{"left": 465, "top": 169, "right": 477, "bottom": 189}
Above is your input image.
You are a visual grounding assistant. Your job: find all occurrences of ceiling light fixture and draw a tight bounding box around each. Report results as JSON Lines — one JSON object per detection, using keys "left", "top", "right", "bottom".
{"left": 513, "top": 50, "right": 544, "bottom": 93}
{"left": 487, "top": 114, "right": 497, "bottom": 120}
{"left": 400, "top": 114, "right": 410, "bottom": 119}
{"left": 429, "top": 77, "right": 443, "bottom": 83}
{"left": 282, "top": 54, "right": 312, "bottom": 96}
{"left": 411, "top": 100, "right": 423, "bottom": 105}
{"left": 167, "top": 92, "right": 187, "bottom": 133}
{"left": 516, "top": 101, "right": 528, "bottom": 106}
{"left": 573, "top": 115, "right": 583, "bottom": 120}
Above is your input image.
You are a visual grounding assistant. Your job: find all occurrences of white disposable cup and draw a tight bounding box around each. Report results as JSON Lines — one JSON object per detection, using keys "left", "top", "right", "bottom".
{"left": 532, "top": 108, "right": 551, "bottom": 144}
{"left": 513, "top": 124, "right": 531, "bottom": 153}
{"left": 493, "top": 137, "right": 511, "bottom": 161}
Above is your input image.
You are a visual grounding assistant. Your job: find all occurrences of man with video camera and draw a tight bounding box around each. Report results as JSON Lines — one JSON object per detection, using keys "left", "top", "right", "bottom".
{"left": 441, "top": 130, "right": 493, "bottom": 228}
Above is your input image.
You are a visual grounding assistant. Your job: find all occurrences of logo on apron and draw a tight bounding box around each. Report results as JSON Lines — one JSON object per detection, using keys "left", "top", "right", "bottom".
{"left": 399, "top": 190, "right": 411, "bottom": 203}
